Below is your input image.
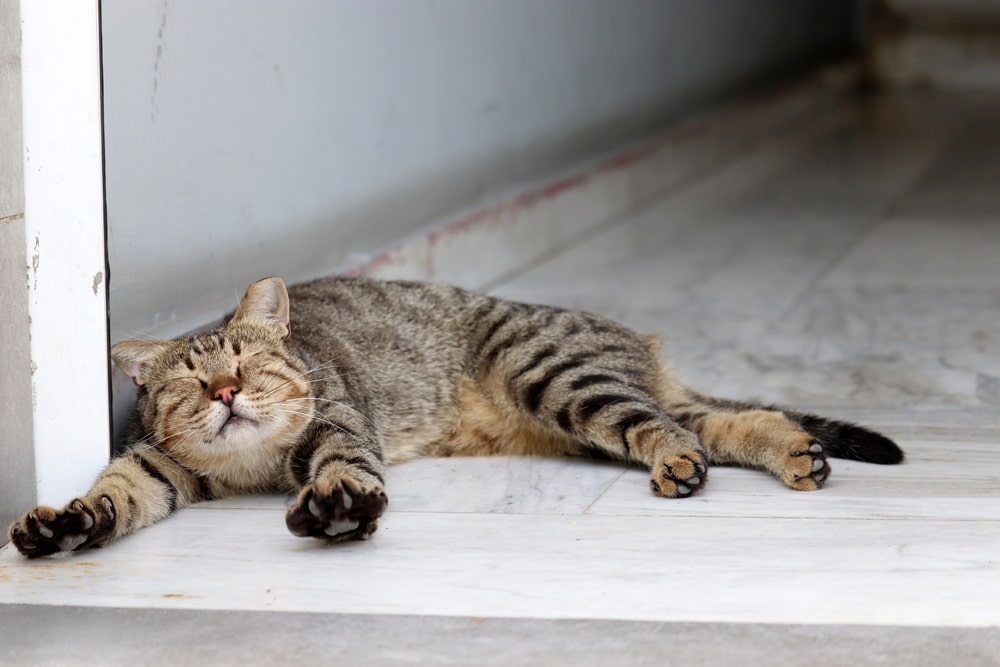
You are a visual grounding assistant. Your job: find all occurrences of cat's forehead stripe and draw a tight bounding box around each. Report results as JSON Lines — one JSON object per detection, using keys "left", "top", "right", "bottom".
{"left": 185, "top": 333, "right": 236, "bottom": 356}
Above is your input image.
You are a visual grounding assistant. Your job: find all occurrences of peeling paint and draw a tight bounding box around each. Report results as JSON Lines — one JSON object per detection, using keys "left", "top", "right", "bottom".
{"left": 92, "top": 271, "right": 103, "bottom": 296}
{"left": 31, "top": 234, "right": 39, "bottom": 292}
{"left": 30, "top": 357, "right": 38, "bottom": 409}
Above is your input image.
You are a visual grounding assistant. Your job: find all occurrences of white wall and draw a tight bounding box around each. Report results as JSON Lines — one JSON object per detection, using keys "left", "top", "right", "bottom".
{"left": 103, "top": 0, "right": 854, "bottom": 342}
{"left": 19, "top": 0, "right": 110, "bottom": 505}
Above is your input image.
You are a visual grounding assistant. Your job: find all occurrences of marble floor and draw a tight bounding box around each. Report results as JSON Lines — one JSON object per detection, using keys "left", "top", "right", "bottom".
{"left": 2, "top": 91, "right": 1000, "bottom": 665}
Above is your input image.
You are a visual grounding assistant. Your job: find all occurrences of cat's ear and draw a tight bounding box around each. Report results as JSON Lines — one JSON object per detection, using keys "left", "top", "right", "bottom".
{"left": 111, "top": 340, "right": 170, "bottom": 386}
{"left": 232, "top": 277, "right": 291, "bottom": 338}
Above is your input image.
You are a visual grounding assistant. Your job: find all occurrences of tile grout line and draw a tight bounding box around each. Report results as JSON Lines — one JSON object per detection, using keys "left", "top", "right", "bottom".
{"left": 580, "top": 469, "right": 629, "bottom": 515}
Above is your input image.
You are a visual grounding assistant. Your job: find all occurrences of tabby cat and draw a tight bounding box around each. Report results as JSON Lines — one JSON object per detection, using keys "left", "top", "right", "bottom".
{"left": 9, "top": 276, "right": 903, "bottom": 557}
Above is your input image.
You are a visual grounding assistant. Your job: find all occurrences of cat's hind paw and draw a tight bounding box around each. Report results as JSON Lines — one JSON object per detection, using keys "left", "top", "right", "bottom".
{"left": 649, "top": 451, "right": 708, "bottom": 498}
{"left": 782, "top": 440, "right": 830, "bottom": 491}
{"left": 8, "top": 497, "right": 112, "bottom": 558}
{"left": 286, "top": 477, "right": 387, "bottom": 543}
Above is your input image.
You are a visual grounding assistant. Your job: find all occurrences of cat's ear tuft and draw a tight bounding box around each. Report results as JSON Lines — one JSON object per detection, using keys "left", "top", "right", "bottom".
{"left": 111, "top": 341, "right": 169, "bottom": 386}
{"left": 232, "top": 277, "right": 291, "bottom": 338}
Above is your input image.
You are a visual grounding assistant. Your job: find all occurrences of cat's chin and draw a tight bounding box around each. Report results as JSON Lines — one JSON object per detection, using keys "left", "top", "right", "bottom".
{"left": 210, "top": 415, "right": 298, "bottom": 453}
{"left": 207, "top": 416, "right": 266, "bottom": 451}
{"left": 219, "top": 415, "right": 257, "bottom": 437}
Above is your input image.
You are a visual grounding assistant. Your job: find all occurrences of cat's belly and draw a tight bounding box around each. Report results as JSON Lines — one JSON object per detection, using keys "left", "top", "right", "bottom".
{"left": 382, "top": 375, "right": 578, "bottom": 463}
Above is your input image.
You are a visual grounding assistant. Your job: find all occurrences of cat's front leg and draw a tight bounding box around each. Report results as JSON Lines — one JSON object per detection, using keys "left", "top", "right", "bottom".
{"left": 283, "top": 424, "right": 388, "bottom": 542}
{"left": 8, "top": 446, "right": 210, "bottom": 558}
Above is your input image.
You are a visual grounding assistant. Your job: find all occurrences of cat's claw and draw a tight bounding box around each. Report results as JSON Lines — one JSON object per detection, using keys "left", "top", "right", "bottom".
{"left": 286, "top": 477, "right": 387, "bottom": 543}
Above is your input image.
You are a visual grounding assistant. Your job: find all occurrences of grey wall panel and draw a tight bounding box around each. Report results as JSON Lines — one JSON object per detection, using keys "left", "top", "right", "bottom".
{"left": 0, "top": 0, "right": 37, "bottom": 536}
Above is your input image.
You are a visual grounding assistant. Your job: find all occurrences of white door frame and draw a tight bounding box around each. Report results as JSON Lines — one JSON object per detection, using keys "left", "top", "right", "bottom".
{"left": 20, "top": 0, "right": 109, "bottom": 505}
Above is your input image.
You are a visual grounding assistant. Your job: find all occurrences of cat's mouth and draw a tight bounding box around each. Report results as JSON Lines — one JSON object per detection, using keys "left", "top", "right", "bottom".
{"left": 218, "top": 408, "right": 257, "bottom": 435}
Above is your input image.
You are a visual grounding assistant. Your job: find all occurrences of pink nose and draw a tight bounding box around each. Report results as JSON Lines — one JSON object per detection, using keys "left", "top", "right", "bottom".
{"left": 213, "top": 385, "right": 239, "bottom": 405}
{"left": 208, "top": 374, "right": 242, "bottom": 406}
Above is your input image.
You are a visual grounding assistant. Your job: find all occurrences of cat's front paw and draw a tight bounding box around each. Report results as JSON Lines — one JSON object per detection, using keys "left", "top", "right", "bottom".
{"left": 8, "top": 497, "right": 113, "bottom": 558}
{"left": 286, "top": 476, "right": 388, "bottom": 542}
{"left": 649, "top": 451, "right": 708, "bottom": 498}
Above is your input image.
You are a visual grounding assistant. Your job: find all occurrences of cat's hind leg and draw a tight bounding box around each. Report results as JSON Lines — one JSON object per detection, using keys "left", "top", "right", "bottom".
{"left": 475, "top": 305, "right": 707, "bottom": 498}
{"left": 667, "top": 390, "right": 903, "bottom": 490}
{"left": 667, "top": 393, "right": 832, "bottom": 490}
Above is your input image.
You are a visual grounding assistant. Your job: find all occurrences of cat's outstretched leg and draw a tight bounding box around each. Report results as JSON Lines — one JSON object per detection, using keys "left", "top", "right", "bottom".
{"left": 666, "top": 390, "right": 903, "bottom": 490}
{"left": 282, "top": 403, "right": 388, "bottom": 542}
{"left": 8, "top": 447, "right": 211, "bottom": 558}
{"left": 674, "top": 403, "right": 830, "bottom": 490}
{"left": 473, "top": 302, "right": 707, "bottom": 498}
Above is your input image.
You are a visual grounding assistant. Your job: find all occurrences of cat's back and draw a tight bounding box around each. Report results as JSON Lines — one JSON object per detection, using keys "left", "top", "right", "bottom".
{"left": 286, "top": 276, "right": 490, "bottom": 459}
{"left": 287, "top": 275, "right": 480, "bottom": 390}
{"left": 287, "top": 276, "right": 474, "bottom": 342}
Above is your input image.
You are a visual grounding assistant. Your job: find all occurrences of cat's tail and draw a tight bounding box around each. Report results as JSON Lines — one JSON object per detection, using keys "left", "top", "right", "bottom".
{"left": 785, "top": 410, "right": 904, "bottom": 464}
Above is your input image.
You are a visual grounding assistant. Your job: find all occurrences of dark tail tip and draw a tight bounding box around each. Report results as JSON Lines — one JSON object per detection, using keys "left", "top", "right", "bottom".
{"left": 799, "top": 416, "right": 904, "bottom": 464}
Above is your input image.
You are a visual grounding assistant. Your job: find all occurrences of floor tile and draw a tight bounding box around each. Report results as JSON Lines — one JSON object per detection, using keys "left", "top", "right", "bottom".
{"left": 383, "top": 456, "right": 624, "bottom": 515}
{"left": 4, "top": 605, "right": 998, "bottom": 667}
{"left": 2, "top": 502, "right": 997, "bottom": 627}
{"left": 889, "top": 112, "right": 1000, "bottom": 219}
{"left": 588, "top": 439, "right": 1000, "bottom": 519}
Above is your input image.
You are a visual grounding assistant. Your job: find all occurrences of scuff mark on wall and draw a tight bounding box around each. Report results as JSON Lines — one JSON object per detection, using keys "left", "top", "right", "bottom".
{"left": 150, "top": 0, "right": 170, "bottom": 121}
{"left": 92, "top": 271, "right": 103, "bottom": 296}
{"left": 0, "top": 212, "right": 25, "bottom": 225}
{"left": 31, "top": 233, "right": 39, "bottom": 292}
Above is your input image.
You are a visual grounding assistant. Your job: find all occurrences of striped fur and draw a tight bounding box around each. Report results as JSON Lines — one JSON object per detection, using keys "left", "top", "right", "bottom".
{"left": 9, "top": 276, "right": 904, "bottom": 557}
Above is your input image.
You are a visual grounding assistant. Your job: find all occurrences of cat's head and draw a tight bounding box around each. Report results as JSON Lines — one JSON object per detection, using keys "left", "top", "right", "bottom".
{"left": 111, "top": 278, "right": 313, "bottom": 470}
